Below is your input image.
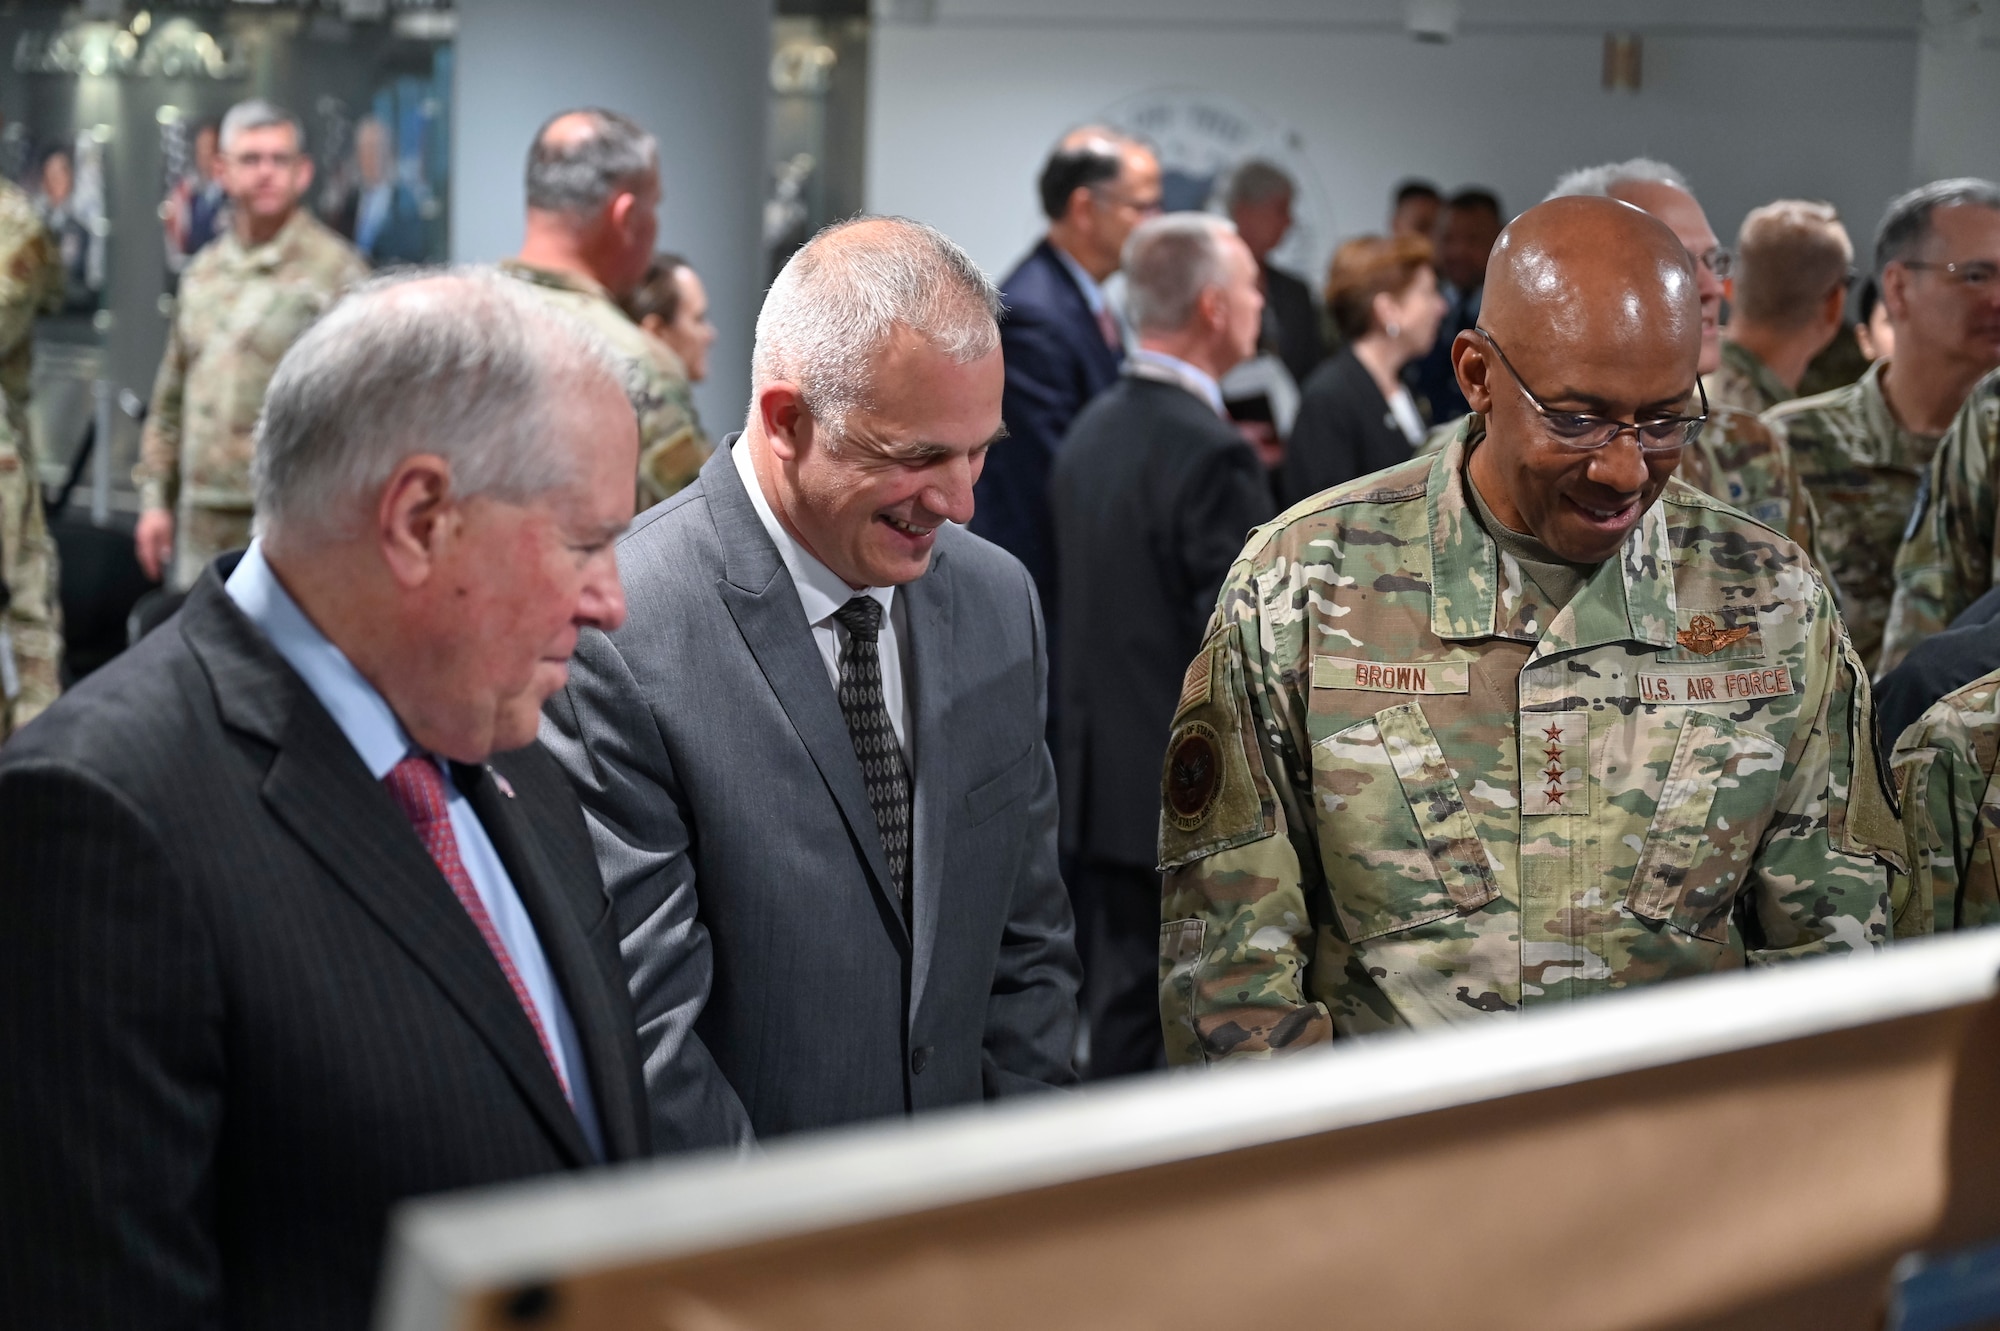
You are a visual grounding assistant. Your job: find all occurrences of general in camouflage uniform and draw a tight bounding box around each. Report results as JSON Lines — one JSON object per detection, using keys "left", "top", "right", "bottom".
{"left": 1880, "top": 368, "right": 2000, "bottom": 675}
{"left": 0, "top": 178, "right": 63, "bottom": 740}
{"left": 1703, "top": 338, "right": 1793, "bottom": 417}
{"left": 1890, "top": 666, "right": 2000, "bottom": 938}
{"left": 1159, "top": 420, "right": 1896, "bottom": 1062}
{"left": 137, "top": 207, "right": 366, "bottom": 590}
{"left": 498, "top": 260, "right": 709, "bottom": 508}
{"left": 1762, "top": 360, "right": 1943, "bottom": 674}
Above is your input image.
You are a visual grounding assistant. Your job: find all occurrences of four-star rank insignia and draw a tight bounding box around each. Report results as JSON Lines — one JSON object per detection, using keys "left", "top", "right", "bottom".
{"left": 1164, "top": 721, "right": 1223, "bottom": 832}
{"left": 1521, "top": 712, "right": 1587, "bottom": 815}
{"left": 1676, "top": 613, "right": 1753, "bottom": 656}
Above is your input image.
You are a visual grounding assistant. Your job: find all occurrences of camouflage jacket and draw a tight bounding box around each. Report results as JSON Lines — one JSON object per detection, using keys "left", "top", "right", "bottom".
{"left": 1159, "top": 422, "right": 1897, "bottom": 1064}
{"left": 0, "top": 179, "right": 62, "bottom": 412}
{"left": 137, "top": 209, "right": 366, "bottom": 514}
{"left": 1890, "top": 665, "right": 2000, "bottom": 938}
{"left": 498, "top": 260, "right": 709, "bottom": 508}
{"left": 1763, "top": 361, "right": 1941, "bottom": 675}
{"left": 1880, "top": 368, "right": 2000, "bottom": 676}
{"left": 1703, "top": 339, "right": 1792, "bottom": 417}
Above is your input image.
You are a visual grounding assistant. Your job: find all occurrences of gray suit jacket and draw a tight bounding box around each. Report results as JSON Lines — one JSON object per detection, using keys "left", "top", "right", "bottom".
{"left": 542, "top": 439, "right": 1081, "bottom": 1148}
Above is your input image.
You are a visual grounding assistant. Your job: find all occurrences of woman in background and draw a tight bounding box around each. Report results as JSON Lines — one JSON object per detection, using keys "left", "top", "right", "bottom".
{"left": 1281, "top": 234, "right": 1447, "bottom": 506}
{"left": 624, "top": 251, "right": 717, "bottom": 384}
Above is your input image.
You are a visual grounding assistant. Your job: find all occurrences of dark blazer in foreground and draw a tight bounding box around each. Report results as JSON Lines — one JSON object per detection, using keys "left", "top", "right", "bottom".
{"left": 0, "top": 565, "right": 648, "bottom": 1331}
{"left": 1282, "top": 346, "right": 1419, "bottom": 506}
{"left": 543, "top": 441, "right": 1082, "bottom": 1145}
{"left": 1053, "top": 374, "right": 1277, "bottom": 866}
{"left": 973, "top": 239, "right": 1125, "bottom": 610}
{"left": 1262, "top": 261, "right": 1328, "bottom": 390}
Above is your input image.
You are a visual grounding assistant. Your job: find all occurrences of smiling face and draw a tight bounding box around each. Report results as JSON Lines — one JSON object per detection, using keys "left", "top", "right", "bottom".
{"left": 761, "top": 327, "right": 1004, "bottom": 589}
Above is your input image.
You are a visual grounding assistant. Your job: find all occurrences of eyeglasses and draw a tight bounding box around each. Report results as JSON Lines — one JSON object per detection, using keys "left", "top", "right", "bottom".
{"left": 1902, "top": 259, "right": 2000, "bottom": 292}
{"left": 1474, "top": 327, "right": 1707, "bottom": 455}
{"left": 230, "top": 151, "right": 299, "bottom": 170}
{"left": 1696, "top": 247, "right": 1735, "bottom": 280}
{"left": 1092, "top": 187, "right": 1164, "bottom": 217}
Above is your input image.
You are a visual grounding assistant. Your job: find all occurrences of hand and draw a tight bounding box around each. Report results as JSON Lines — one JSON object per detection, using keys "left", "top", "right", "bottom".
{"left": 134, "top": 509, "right": 174, "bottom": 583}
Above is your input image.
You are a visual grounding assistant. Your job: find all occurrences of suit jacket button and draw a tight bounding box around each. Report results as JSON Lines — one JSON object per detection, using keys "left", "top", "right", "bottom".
{"left": 911, "top": 1045, "right": 931, "bottom": 1074}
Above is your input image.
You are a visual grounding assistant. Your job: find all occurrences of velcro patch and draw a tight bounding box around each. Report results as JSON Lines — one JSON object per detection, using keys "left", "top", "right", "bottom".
{"left": 1312, "top": 655, "right": 1471, "bottom": 695}
{"left": 1636, "top": 666, "right": 1796, "bottom": 706}
{"left": 1176, "top": 649, "right": 1214, "bottom": 717}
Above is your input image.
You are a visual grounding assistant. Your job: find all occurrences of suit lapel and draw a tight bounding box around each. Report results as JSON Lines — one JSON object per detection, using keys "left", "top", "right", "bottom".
{"left": 904, "top": 547, "right": 953, "bottom": 1022}
{"left": 180, "top": 578, "right": 594, "bottom": 1167}
{"left": 1039, "top": 241, "right": 1122, "bottom": 386}
{"left": 457, "top": 761, "right": 642, "bottom": 1163}
{"left": 708, "top": 443, "right": 910, "bottom": 944}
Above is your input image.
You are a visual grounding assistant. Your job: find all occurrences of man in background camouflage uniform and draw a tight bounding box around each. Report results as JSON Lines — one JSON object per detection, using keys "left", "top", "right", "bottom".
{"left": 0, "top": 170, "right": 63, "bottom": 738}
{"left": 1771, "top": 179, "right": 2000, "bottom": 675}
{"left": 1707, "top": 202, "right": 1853, "bottom": 417}
{"left": 1890, "top": 664, "right": 2000, "bottom": 939}
{"left": 1159, "top": 199, "right": 1895, "bottom": 1063}
{"left": 135, "top": 100, "right": 366, "bottom": 591}
{"left": 502, "top": 108, "right": 707, "bottom": 509}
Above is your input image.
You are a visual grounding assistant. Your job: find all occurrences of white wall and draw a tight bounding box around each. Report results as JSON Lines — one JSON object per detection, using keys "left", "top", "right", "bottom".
{"left": 867, "top": 0, "right": 1924, "bottom": 288}
{"left": 452, "top": 0, "right": 770, "bottom": 432}
{"left": 1911, "top": 0, "right": 2000, "bottom": 194}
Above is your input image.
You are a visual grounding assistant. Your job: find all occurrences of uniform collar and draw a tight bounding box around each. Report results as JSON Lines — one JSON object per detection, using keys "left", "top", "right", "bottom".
{"left": 1721, "top": 339, "right": 1793, "bottom": 412}
{"left": 1855, "top": 358, "right": 1942, "bottom": 465}
{"left": 1425, "top": 417, "right": 1677, "bottom": 651}
{"left": 223, "top": 206, "right": 312, "bottom": 272}
{"left": 498, "top": 258, "right": 612, "bottom": 304}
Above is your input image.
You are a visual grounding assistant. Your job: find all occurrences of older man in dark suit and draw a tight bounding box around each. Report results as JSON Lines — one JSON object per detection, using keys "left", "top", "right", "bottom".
{"left": 0, "top": 271, "right": 654, "bottom": 1330}
{"left": 544, "top": 216, "right": 1082, "bottom": 1145}
{"left": 974, "top": 127, "right": 1161, "bottom": 617}
{"left": 1052, "top": 213, "right": 1276, "bottom": 1077}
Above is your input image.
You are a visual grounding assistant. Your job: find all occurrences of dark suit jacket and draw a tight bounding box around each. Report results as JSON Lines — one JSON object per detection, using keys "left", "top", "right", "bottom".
{"left": 1263, "top": 262, "right": 1327, "bottom": 390}
{"left": 974, "top": 240, "right": 1125, "bottom": 611}
{"left": 1053, "top": 375, "right": 1277, "bottom": 866}
{"left": 1875, "top": 586, "right": 2000, "bottom": 749}
{"left": 1400, "top": 281, "right": 1481, "bottom": 425}
{"left": 543, "top": 441, "right": 1082, "bottom": 1145}
{"left": 1282, "top": 347, "right": 1419, "bottom": 506}
{"left": 0, "top": 564, "right": 648, "bottom": 1331}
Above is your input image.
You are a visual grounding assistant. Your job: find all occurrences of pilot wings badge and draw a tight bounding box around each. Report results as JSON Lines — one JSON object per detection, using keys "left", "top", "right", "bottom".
{"left": 1675, "top": 614, "right": 1753, "bottom": 656}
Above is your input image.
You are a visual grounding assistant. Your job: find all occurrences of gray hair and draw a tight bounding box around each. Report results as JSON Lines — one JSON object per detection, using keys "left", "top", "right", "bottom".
{"left": 524, "top": 107, "right": 659, "bottom": 216}
{"left": 1874, "top": 177, "right": 2000, "bottom": 275}
{"left": 1223, "top": 159, "right": 1294, "bottom": 212}
{"left": 1124, "top": 213, "right": 1237, "bottom": 335}
{"left": 254, "top": 267, "right": 626, "bottom": 544}
{"left": 1735, "top": 200, "right": 1853, "bottom": 330}
{"left": 1546, "top": 157, "right": 1690, "bottom": 203}
{"left": 220, "top": 99, "right": 302, "bottom": 153}
{"left": 750, "top": 215, "right": 1001, "bottom": 438}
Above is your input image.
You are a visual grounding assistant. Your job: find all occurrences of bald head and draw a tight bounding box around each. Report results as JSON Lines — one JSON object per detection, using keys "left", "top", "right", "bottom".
{"left": 1460, "top": 197, "right": 1705, "bottom": 564}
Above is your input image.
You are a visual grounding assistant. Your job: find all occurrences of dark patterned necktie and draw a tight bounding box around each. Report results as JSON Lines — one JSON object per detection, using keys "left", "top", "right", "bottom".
{"left": 833, "top": 595, "right": 911, "bottom": 901}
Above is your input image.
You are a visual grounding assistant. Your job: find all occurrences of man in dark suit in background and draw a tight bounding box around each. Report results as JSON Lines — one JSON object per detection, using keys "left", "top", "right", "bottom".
{"left": 1402, "top": 187, "right": 1504, "bottom": 423}
{"left": 544, "top": 217, "right": 1082, "bottom": 1145}
{"left": 0, "top": 271, "right": 653, "bottom": 1329}
{"left": 974, "top": 127, "right": 1161, "bottom": 617}
{"left": 1225, "top": 159, "right": 1326, "bottom": 390}
{"left": 1052, "top": 213, "right": 1276, "bottom": 1078}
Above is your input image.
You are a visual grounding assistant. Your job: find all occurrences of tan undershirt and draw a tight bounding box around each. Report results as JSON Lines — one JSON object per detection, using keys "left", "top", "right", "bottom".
{"left": 1463, "top": 451, "right": 1598, "bottom": 611}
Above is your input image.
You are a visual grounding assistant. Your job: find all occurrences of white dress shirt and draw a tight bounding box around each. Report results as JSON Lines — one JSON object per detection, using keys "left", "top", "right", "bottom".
{"left": 225, "top": 541, "right": 604, "bottom": 1158}
{"left": 733, "top": 437, "right": 912, "bottom": 762}
{"left": 1128, "top": 346, "right": 1226, "bottom": 416}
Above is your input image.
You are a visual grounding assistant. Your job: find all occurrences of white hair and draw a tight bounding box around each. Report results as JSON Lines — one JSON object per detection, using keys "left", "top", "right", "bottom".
{"left": 750, "top": 215, "right": 1001, "bottom": 437}
{"left": 1545, "top": 157, "right": 1690, "bottom": 203}
{"left": 1123, "top": 212, "right": 1237, "bottom": 335}
{"left": 220, "top": 98, "right": 302, "bottom": 153}
{"left": 253, "top": 267, "right": 627, "bottom": 545}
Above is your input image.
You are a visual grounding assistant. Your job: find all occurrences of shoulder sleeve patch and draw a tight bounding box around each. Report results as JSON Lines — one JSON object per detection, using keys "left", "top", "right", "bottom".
{"left": 1845, "top": 640, "right": 1908, "bottom": 871}
{"left": 1158, "top": 623, "right": 1280, "bottom": 871}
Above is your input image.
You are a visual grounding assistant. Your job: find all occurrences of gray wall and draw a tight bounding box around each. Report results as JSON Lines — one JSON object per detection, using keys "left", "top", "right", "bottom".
{"left": 452, "top": 0, "right": 771, "bottom": 434}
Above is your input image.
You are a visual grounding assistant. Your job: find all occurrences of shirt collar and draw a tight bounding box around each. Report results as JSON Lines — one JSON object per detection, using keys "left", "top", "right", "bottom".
{"left": 1128, "top": 347, "right": 1225, "bottom": 415}
{"left": 1721, "top": 339, "right": 1792, "bottom": 412}
{"left": 224, "top": 540, "right": 415, "bottom": 780}
{"left": 731, "top": 438, "right": 894, "bottom": 625}
{"left": 1049, "top": 241, "right": 1108, "bottom": 316}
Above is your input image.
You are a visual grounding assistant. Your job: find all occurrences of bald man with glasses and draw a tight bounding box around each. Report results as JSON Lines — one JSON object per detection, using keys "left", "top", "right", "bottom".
{"left": 1159, "top": 197, "right": 1899, "bottom": 1063}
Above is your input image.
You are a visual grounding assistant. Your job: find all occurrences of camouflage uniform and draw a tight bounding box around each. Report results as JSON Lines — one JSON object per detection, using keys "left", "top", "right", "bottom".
{"left": 0, "top": 179, "right": 63, "bottom": 740}
{"left": 1158, "top": 420, "right": 1897, "bottom": 1063}
{"left": 137, "top": 209, "right": 366, "bottom": 590}
{"left": 1890, "top": 666, "right": 2000, "bottom": 938}
{"left": 1703, "top": 339, "right": 1792, "bottom": 417}
{"left": 1880, "top": 369, "right": 2000, "bottom": 676}
{"left": 497, "top": 261, "right": 709, "bottom": 509}
{"left": 1762, "top": 361, "right": 1942, "bottom": 675}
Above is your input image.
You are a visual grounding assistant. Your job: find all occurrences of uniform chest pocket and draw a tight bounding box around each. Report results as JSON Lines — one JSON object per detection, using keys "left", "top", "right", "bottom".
{"left": 1313, "top": 702, "right": 1497, "bottom": 944}
{"left": 1628, "top": 710, "right": 1786, "bottom": 942}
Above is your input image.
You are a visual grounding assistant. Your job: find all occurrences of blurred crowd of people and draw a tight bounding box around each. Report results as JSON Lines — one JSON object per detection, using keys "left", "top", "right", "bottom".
{"left": 3, "top": 90, "right": 2000, "bottom": 1328}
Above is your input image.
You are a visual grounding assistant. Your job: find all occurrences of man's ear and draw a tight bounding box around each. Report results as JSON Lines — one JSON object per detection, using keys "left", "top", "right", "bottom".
{"left": 377, "top": 454, "right": 454, "bottom": 588}
{"left": 608, "top": 190, "right": 637, "bottom": 238}
{"left": 293, "top": 153, "right": 315, "bottom": 196}
{"left": 758, "top": 383, "right": 811, "bottom": 462}
{"left": 1821, "top": 282, "right": 1850, "bottom": 334}
{"left": 1881, "top": 262, "right": 1912, "bottom": 325}
{"left": 1454, "top": 330, "right": 1495, "bottom": 413}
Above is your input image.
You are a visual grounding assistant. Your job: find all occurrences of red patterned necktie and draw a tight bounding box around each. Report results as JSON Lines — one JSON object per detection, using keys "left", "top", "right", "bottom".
{"left": 383, "top": 754, "right": 570, "bottom": 1102}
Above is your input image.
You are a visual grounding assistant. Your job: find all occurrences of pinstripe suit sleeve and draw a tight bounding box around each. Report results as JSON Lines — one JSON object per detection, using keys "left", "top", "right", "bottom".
{"left": 0, "top": 760, "right": 225, "bottom": 1328}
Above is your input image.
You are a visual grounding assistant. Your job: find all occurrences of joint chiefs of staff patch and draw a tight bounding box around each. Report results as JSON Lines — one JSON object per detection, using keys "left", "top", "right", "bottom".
{"left": 1156, "top": 417, "right": 1901, "bottom": 1067}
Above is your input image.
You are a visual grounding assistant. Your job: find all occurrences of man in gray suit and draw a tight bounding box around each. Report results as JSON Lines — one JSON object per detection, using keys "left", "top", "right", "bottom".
{"left": 543, "top": 216, "right": 1082, "bottom": 1148}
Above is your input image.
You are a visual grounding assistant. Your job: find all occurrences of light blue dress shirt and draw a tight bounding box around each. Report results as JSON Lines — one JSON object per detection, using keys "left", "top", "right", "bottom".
{"left": 1128, "top": 347, "right": 1226, "bottom": 417}
{"left": 226, "top": 542, "right": 604, "bottom": 1159}
{"left": 1052, "top": 242, "right": 1129, "bottom": 350}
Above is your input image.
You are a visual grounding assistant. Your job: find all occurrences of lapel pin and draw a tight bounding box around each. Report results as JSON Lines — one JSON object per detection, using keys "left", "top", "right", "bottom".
{"left": 489, "top": 767, "right": 517, "bottom": 799}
